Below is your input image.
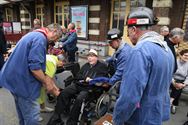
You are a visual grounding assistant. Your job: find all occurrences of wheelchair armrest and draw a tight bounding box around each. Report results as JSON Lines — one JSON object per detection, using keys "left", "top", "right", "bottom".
{"left": 64, "top": 75, "right": 74, "bottom": 87}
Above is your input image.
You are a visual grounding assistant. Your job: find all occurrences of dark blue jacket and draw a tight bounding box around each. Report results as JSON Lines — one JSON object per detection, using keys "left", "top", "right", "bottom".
{"left": 61, "top": 31, "right": 77, "bottom": 52}
{"left": 106, "top": 42, "right": 132, "bottom": 85}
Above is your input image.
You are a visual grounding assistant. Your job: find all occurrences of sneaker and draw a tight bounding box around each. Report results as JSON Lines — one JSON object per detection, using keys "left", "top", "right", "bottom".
{"left": 38, "top": 116, "right": 43, "bottom": 122}
{"left": 41, "top": 107, "right": 54, "bottom": 113}
{"left": 171, "top": 105, "right": 176, "bottom": 114}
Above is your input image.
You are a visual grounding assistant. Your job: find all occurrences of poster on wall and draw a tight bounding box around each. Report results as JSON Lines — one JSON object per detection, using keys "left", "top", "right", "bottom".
{"left": 12, "top": 22, "right": 21, "bottom": 33}
{"left": 70, "top": 6, "right": 88, "bottom": 39}
{"left": 3, "top": 22, "right": 12, "bottom": 34}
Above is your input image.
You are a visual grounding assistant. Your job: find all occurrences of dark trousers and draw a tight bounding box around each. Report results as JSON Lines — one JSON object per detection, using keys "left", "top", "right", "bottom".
{"left": 67, "top": 51, "right": 76, "bottom": 63}
{"left": 170, "top": 80, "right": 184, "bottom": 106}
{"left": 55, "top": 83, "right": 89, "bottom": 124}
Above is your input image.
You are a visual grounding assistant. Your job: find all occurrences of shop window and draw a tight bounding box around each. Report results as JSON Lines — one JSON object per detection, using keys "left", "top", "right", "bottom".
{"left": 35, "top": 4, "right": 44, "bottom": 27}
{"left": 5, "top": 8, "right": 13, "bottom": 22}
{"left": 54, "top": 1, "right": 69, "bottom": 28}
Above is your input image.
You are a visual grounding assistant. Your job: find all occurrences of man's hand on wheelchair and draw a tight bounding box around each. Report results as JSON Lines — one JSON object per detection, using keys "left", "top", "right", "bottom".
{"left": 86, "top": 77, "right": 92, "bottom": 83}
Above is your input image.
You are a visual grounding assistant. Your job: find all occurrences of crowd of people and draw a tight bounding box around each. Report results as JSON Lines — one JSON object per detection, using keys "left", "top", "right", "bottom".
{"left": 0, "top": 6, "right": 188, "bottom": 125}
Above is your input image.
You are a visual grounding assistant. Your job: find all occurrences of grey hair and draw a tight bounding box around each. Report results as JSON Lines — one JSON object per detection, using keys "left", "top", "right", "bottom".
{"left": 160, "top": 26, "right": 169, "bottom": 32}
{"left": 170, "top": 27, "right": 185, "bottom": 38}
{"left": 47, "top": 23, "right": 63, "bottom": 38}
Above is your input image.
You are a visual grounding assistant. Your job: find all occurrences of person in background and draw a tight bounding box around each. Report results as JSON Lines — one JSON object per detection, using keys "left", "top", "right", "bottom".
{"left": 160, "top": 25, "right": 170, "bottom": 42}
{"left": 32, "top": 19, "right": 41, "bottom": 30}
{"left": 47, "top": 49, "right": 108, "bottom": 125}
{"left": 0, "top": 23, "right": 62, "bottom": 125}
{"left": 59, "top": 22, "right": 78, "bottom": 63}
{"left": 170, "top": 49, "right": 188, "bottom": 114}
{"left": 113, "top": 7, "right": 174, "bottom": 125}
{"left": 106, "top": 28, "right": 132, "bottom": 85}
{"left": 38, "top": 54, "right": 64, "bottom": 122}
{"left": 166, "top": 28, "right": 185, "bottom": 73}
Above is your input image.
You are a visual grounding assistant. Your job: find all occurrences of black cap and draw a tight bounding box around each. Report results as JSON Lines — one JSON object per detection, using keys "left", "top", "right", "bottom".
{"left": 107, "top": 28, "right": 122, "bottom": 41}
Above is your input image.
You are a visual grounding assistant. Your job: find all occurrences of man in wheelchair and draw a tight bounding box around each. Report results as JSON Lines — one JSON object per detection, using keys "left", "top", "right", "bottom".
{"left": 47, "top": 49, "right": 109, "bottom": 125}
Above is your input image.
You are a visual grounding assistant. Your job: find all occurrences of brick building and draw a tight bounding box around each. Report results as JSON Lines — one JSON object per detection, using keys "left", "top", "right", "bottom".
{"left": 0, "top": 0, "right": 188, "bottom": 56}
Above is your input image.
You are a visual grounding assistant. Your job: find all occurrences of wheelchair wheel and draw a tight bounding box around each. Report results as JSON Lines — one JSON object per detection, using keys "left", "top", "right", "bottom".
{"left": 95, "top": 93, "right": 110, "bottom": 118}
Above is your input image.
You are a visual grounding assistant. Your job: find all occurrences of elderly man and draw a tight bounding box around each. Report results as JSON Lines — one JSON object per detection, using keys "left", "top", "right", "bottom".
{"left": 0, "top": 23, "right": 62, "bottom": 125}
{"left": 113, "top": 7, "right": 174, "bottom": 125}
{"left": 60, "top": 22, "right": 78, "bottom": 62}
{"left": 48, "top": 49, "right": 109, "bottom": 125}
{"left": 160, "top": 26, "right": 170, "bottom": 40}
{"left": 106, "top": 28, "right": 132, "bottom": 85}
{"left": 167, "top": 27, "right": 185, "bottom": 73}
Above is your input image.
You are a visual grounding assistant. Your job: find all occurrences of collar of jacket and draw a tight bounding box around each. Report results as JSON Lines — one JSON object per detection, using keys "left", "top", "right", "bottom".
{"left": 34, "top": 28, "right": 48, "bottom": 38}
{"left": 112, "top": 41, "right": 125, "bottom": 59}
{"left": 138, "top": 31, "right": 169, "bottom": 52}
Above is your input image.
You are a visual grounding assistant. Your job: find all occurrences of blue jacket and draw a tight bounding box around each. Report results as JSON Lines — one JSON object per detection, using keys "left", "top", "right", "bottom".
{"left": 0, "top": 31, "right": 47, "bottom": 100}
{"left": 113, "top": 31, "right": 174, "bottom": 125}
{"left": 61, "top": 31, "right": 78, "bottom": 52}
{"left": 107, "top": 42, "right": 132, "bottom": 85}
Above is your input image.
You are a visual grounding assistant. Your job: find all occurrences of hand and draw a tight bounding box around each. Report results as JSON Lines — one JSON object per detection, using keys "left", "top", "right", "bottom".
{"left": 44, "top": 76, "right": 60, "bottom": 96}
{"left": 102, "top": 83, "right": 110, "bottom": 88}
{"left": 86, "top": 77, "right": 92, "bottom": 82}
{"left": 173, "top": 83, "right": 185, "bottom": 89}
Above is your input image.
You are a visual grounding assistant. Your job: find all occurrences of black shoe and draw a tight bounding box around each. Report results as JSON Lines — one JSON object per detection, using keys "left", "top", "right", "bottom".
{"left": 183, "top": 121, "right": 188, "bottom": 125}
{"left": 47, "top": 113, "right": 63, "bottom": 125}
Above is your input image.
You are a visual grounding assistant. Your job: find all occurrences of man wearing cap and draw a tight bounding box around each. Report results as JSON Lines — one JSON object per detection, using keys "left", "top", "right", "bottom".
{"left": 106, "top": 28, "right": 132, "bottom": 85}
{"left": 113, "top": 7, "right": 174, "bottom": 125}
{"left": 48, "top": 49, "right": 108, "bottom": 125}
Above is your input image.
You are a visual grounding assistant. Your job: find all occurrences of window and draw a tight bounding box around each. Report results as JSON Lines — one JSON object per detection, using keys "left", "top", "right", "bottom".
{"left": 111, "top": 0, "right": 126, "bottom": 33}
{"left": 5, "top": 8, "right": 13, "bottom": 22}
{"left": 35, "top": 4, "right": 44, "bottom": 27}
{"left": 110, "top": 0, "right": 146, "bottom": 33}
{"left": 54, "top": 1, "right": 69, "bottom": 28}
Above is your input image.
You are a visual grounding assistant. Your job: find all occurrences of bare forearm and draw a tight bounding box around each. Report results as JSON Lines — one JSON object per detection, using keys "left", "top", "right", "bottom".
{"left": 31, "top": 69, "right": 46, "bottom": 84}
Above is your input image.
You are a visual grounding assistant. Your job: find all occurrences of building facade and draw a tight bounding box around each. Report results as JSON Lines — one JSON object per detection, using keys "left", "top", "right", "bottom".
{"left": 0, "top": 0, "right": 187, "bottom": 56}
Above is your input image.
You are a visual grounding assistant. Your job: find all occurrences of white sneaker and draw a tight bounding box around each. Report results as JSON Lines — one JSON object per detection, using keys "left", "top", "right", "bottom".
{"left": 171, "top": 105, "right": 176, "bottom": 114}
{"left": 38, "top": 116, "right": 43, "bottom": 122}
{"left": 40, "top": 107, "right": 54, "bottom": 113}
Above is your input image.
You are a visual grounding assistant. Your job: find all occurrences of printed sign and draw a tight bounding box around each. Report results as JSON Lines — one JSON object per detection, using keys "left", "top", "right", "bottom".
{"left": 12, "top": 22, "right": 21, "bottom": 33}
{"left": 70, "top": 6, "right": 88, "bottom": 39}
{"left": 3, "top": 22, "right": 12, "bottom": 33}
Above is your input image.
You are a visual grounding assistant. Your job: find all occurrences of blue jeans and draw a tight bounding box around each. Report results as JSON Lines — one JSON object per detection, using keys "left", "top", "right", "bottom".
{"left": 13, "top": 94, "right": 40, "bottom": 125}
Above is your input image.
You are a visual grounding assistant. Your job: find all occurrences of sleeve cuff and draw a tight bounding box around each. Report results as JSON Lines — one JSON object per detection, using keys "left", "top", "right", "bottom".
{"left": 29, "top": 63, "right": 42, "bottom": 70}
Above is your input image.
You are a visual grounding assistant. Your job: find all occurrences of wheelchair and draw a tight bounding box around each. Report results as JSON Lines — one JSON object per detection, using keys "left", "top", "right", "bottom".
{"left": 54, "top": 61, "right": 120, "bottom": 125}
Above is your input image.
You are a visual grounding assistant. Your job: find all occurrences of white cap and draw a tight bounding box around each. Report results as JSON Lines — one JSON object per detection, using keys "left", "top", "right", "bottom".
{"left": 88, "top": 49, "right": 98, "bottom": 56}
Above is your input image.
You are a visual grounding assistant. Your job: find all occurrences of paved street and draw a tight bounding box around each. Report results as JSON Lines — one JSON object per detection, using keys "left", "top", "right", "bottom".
{"left": 2, "top": 87, "right": 188, "bottom": 125}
